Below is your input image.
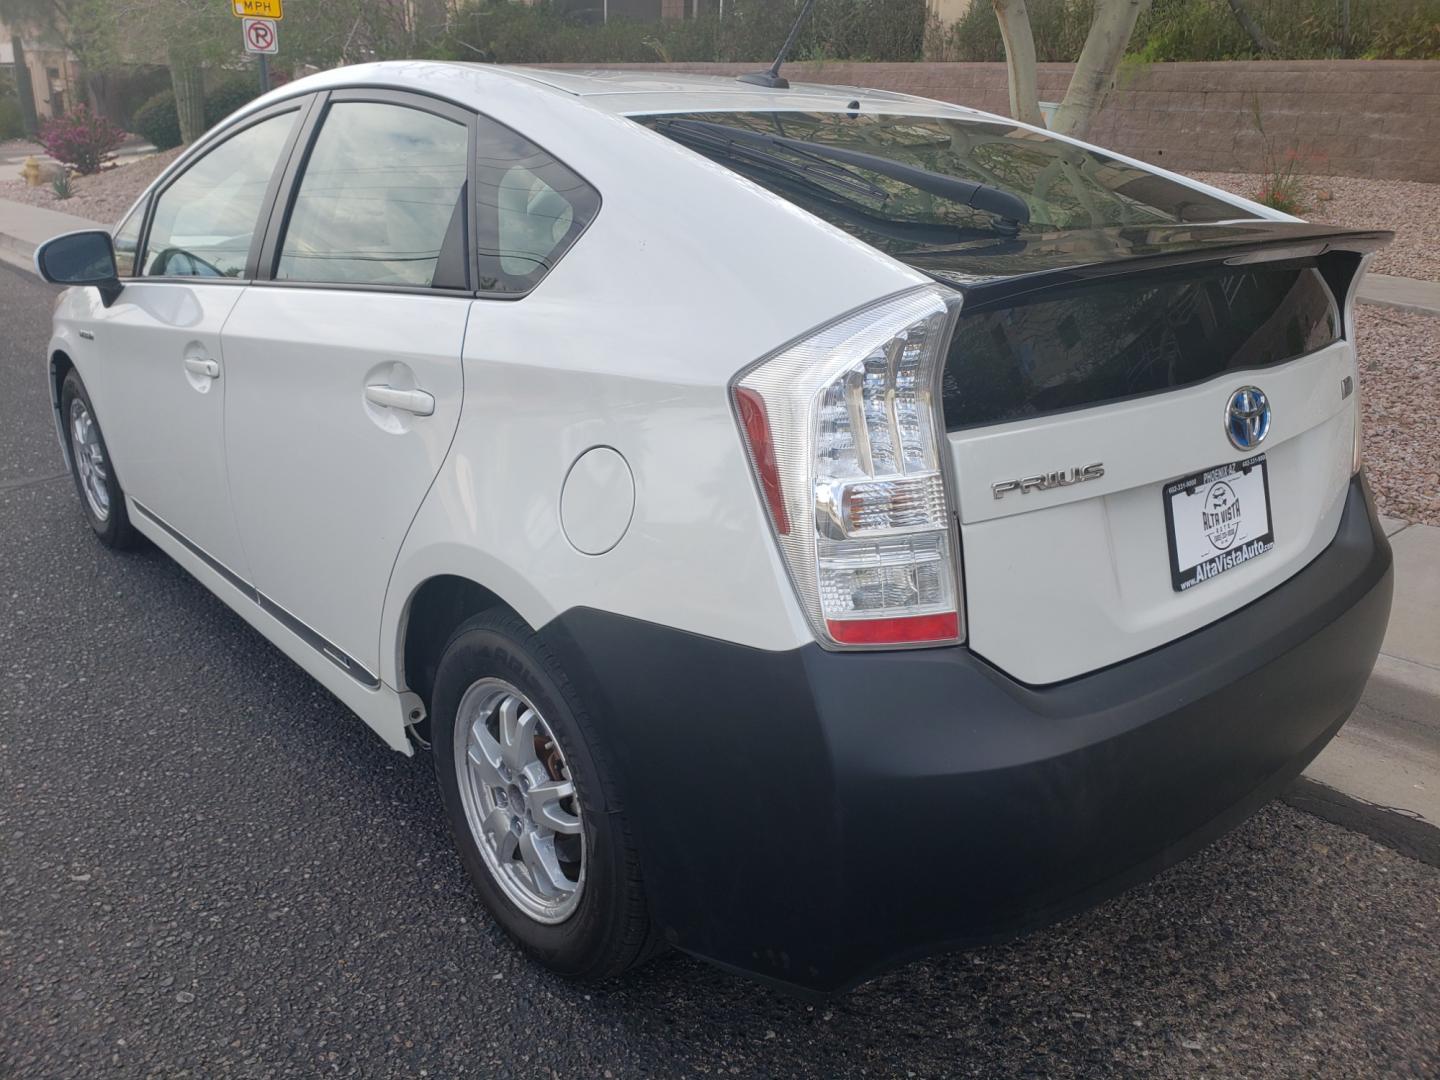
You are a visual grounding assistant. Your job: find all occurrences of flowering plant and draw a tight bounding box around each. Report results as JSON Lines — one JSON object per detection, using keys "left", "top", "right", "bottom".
{"left": 38, "top": 107, "right": 125, "bottom": 176}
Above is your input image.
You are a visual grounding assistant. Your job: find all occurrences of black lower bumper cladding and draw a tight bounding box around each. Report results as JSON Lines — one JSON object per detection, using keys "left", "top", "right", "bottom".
{"left": 541, "top": 477, "right": 1392, "bottom": 993}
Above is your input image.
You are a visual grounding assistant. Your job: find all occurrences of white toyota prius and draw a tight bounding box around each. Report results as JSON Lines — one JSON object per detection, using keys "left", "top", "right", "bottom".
{"left": 35, "top": 62, "right": 1393, "bottom": 993}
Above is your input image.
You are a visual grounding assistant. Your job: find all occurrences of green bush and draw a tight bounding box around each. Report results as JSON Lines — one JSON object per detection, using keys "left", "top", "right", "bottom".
{"left": 133, "top": 90, "right": 182, "bottom": 150}
{"left": 444, "top": 0, "right": 927, "bottom": 65}
{"left": 129, "top": 80, "right": 262, "bottom": 150}
{"left": 0, "top": 97, "right": 24, "bottom": 141}
{"left": 0, "top": 68, "right": 23, "bottom": 141}
{"left": 927, "top": 0, "right": 1440, "bottom": 62}
{"left": 204, "top": 80, "right": 261, "bottom": 126}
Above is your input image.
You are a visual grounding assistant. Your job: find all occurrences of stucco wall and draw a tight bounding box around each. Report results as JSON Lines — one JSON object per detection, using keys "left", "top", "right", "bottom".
{"left": 565, "top": 60, "right": 1440, "bottom": 182}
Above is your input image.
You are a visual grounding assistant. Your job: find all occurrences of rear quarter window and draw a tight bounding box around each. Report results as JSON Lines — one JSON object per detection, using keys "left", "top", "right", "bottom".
{"left": 474, "top": 115, "right": 599, "bottom": 294}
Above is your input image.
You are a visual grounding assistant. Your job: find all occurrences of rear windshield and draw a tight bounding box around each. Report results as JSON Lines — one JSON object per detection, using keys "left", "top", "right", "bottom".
{"left": 636, "top": 110, "right": 1242, "bottom": 254}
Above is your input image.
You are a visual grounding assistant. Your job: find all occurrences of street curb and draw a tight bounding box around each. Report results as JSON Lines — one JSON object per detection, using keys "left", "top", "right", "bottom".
{"left": 0, "top": 230, "right": 39, "bottom": 277}
{"left": 1282, "top": 777, "right": 1440, "bottom": 868}
{"left": 1359, "top": 298, "right": 1440, "bottom": 317}
{"left": 1357, "top": 273, "right": 1440, "bottom": 317}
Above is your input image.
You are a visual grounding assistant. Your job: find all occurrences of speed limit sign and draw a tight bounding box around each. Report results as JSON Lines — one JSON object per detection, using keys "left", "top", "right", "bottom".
{"left": 243, "top": 17, "right": 278, "bottom": 55}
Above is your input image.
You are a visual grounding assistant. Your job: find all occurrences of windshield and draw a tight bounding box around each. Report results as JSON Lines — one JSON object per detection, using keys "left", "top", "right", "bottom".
{"left": 637, "top": 110, "right": 1245, "bottom": 255}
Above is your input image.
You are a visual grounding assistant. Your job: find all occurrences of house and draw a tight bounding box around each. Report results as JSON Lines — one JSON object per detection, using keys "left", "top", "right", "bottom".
{"left": 1, "top": 19, "right": 83, "bottom": 133}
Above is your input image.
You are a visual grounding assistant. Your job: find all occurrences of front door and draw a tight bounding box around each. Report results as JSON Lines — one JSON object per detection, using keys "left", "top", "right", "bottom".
{"left": 88, "top": 103, "right": 307, "bottom": 578}
{"left": 220, "top": 92, "right": 472, "bottom": 685}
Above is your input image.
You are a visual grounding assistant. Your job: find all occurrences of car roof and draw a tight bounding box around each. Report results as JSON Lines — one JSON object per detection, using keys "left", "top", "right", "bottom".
{"left": 490, "top": 65, "right": 925, "bottom": 103}
{"left": 290, "top": 61, "right": 995, "bottom": 122}
{"left": 489, "top": 64, "right": 993, "bottom": 117}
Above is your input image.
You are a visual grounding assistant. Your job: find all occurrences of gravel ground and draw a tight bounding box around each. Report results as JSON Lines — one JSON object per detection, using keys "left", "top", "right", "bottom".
{"left": 1189, "top": 171, "right": 1440, "bottom": 282}
{"left": 1355, "top": 306, "right": 1440, "bottom": 526}
{"left": 0, "top": 147, "right": 181, "bottom": 225}
{"left": 3, "top": 263, "right": 1440, "bottom": 1078}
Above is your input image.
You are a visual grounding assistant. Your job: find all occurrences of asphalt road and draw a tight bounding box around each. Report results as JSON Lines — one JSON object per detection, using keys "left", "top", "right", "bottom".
{"left": 2, "top": 263, "right": 1437, "bottom": 1079}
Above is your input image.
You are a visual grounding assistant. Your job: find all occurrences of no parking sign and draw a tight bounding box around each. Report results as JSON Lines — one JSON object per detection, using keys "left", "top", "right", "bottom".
{"left": 243, "top": 17, "right": 278, "bottom": 55}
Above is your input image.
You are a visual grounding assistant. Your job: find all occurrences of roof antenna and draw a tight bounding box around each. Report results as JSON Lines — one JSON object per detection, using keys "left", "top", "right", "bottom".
{"left": 736, "top": 0, "right": 819, "bottom": 89}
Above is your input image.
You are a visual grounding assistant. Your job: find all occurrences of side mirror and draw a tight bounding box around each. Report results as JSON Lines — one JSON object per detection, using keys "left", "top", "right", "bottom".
{"left": 34, "top": 229, "right": 123, "bottom": 307}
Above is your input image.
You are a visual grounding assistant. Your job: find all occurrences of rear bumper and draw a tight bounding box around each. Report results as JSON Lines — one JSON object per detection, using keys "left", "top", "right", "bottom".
{"left": 542, "top": 476, "right": 1392, "bottom": 993}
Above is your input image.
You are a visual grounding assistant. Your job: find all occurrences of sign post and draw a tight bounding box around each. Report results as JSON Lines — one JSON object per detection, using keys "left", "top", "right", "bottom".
{"left": 233, "top": 0, "right": 282, "bottom": 96}
{"left": 241, "top": 16, "right": 279, "bottom": 94}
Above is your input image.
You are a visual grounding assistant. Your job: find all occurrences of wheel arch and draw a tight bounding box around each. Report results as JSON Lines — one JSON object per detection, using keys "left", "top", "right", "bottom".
{"left": 49, "top": 348, "right": 76, "bottom": 469}
{"left": 394, "top": 571, "right": 530, "bottom": 711}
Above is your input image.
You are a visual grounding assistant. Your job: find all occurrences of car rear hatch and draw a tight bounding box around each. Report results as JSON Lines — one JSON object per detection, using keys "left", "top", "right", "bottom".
{"left": 906, "top": 221, "right": 1389, "bottom": 683}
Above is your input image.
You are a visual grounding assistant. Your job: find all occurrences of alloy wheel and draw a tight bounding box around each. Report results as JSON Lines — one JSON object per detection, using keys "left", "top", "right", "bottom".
{"left": 453, "top": 678, "right": 585, "bottom": 923}
{"left": 69, "top": 398, "right": 111, "bottom": 522}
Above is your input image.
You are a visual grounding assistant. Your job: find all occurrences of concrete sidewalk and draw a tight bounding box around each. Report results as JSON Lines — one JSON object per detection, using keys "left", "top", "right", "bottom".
{"left": 1293, "top": 517, "right": 1440, "bottom": 855}
{"left": 1358, "top": 274, "right": 1440, "bottom": 316}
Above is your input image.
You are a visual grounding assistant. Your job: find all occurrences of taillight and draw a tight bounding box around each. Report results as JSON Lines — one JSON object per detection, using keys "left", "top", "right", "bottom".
{"left": 1344, "top": 254, "right": 1374, "bottom": 477}
{"left": 732, "top": 286, "right": 964, "bottom": 649}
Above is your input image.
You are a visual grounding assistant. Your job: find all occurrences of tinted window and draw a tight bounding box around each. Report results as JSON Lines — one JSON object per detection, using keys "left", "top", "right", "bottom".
{"left": 475, "top": 114, "right": 598, "bottom": 293}
{"left": 941, "top": 265, "right": 1340, "bottom": 430}
{"left": 112, "top": 208, "right": 142, "bottom": 277}
{"left": 276, "top": 102, "right": 468, "bottom": 287}
{"left": 143, "top": 112, "right": 296, "bottom": 278}
{"left": 639, "top": 111, "right": 1242, "bottom": 258}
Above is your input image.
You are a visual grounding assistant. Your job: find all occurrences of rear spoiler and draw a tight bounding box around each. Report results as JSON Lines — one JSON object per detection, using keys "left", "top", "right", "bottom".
{"left": 901, "top": 221, "right": 1392, "bottom": 316}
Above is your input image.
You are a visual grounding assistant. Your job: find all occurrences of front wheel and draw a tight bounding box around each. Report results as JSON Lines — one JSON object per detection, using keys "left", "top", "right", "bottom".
{"left": 430, "top": 609, "right": 660, "bottom": 979}
{"left": 60, "top": 369, "right": 139, "bottom": 549}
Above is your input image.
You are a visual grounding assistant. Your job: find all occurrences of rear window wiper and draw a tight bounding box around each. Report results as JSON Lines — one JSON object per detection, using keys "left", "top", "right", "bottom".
{"left": 653, "top": 117, "right": 889, "bottom": 203}
{"left": 657, "top": 117, "right": 1031, "bottom": 232}
{"left": 656, "top": 119, "right": 1012, "bottom": 246}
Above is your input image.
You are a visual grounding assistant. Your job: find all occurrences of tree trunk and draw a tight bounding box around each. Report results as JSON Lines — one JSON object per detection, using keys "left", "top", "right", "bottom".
{"left": 1050, "top": 0, "right": 1149, "bottom": 141}
{"left": 991, "top": 0, "right": 1046, "bottom": 128}
{"left": 11, "top": 36, "right": 41, "bottom": 138}
{"left": 1225, "top": 0, "right": 1277, "bottom": 54}
{"left": 168, "top": 47, "right": 206, "bottom": 145}
{"left": 411, "top": 0, "right": 449, "bottom": 50}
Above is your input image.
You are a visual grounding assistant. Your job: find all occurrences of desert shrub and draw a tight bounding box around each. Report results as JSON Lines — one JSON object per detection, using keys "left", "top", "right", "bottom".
{"left": 133, "top": 90, "right": 182, "bottom": 150}
{"left": 51, "top": 170, "right": 74, "bottom": 199}
{"left": 1249, "top": 101, "right": 1328, "bottom": 215}
{"left": 38, "top": 106, "right": 125, "bottom": 175}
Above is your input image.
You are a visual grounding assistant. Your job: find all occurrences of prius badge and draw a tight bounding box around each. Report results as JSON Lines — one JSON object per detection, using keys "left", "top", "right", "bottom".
{"left": 992, "top": 462, "right": 1104, "bottom": 499}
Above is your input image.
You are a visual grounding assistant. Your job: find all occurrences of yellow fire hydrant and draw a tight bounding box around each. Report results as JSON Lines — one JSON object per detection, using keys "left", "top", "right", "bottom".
{"left": 21, "top": 155, "right": 43, "bottom": 187}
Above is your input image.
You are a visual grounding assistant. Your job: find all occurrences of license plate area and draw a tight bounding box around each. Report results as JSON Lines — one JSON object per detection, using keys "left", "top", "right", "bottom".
{"left": 1162, "top": 454, "right": 1275, "bottom": 592}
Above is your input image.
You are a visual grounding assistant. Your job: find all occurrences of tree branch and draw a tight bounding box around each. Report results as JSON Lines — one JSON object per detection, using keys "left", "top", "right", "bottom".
{"left": 1226, "top": 0, "right": 1277, "bottom": 54}
{"left": 991, "top": 0, "right": 1046, "bottom": 128}
{"left": 1050, "top": 0, "right": 1149, "bottom": 141}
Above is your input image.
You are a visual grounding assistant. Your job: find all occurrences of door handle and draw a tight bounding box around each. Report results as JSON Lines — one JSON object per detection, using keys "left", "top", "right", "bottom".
{"left": 364, "top": 384, "right": 435, "bottom": 417}
{"left": 184, "top": 357, "right": 220, "bottom": 379}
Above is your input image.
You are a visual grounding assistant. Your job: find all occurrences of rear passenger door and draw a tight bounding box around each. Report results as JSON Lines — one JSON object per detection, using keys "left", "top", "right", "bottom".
{"left": 219, "top": 90, "right": 474, "bottom": 688}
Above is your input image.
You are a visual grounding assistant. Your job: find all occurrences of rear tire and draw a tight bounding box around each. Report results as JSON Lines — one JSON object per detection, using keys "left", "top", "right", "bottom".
{"left": 60, "top": 370, "right": 139, "bottom": 550}
{"left": 431, "top": 609, "right": 661, "bottom": 979}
